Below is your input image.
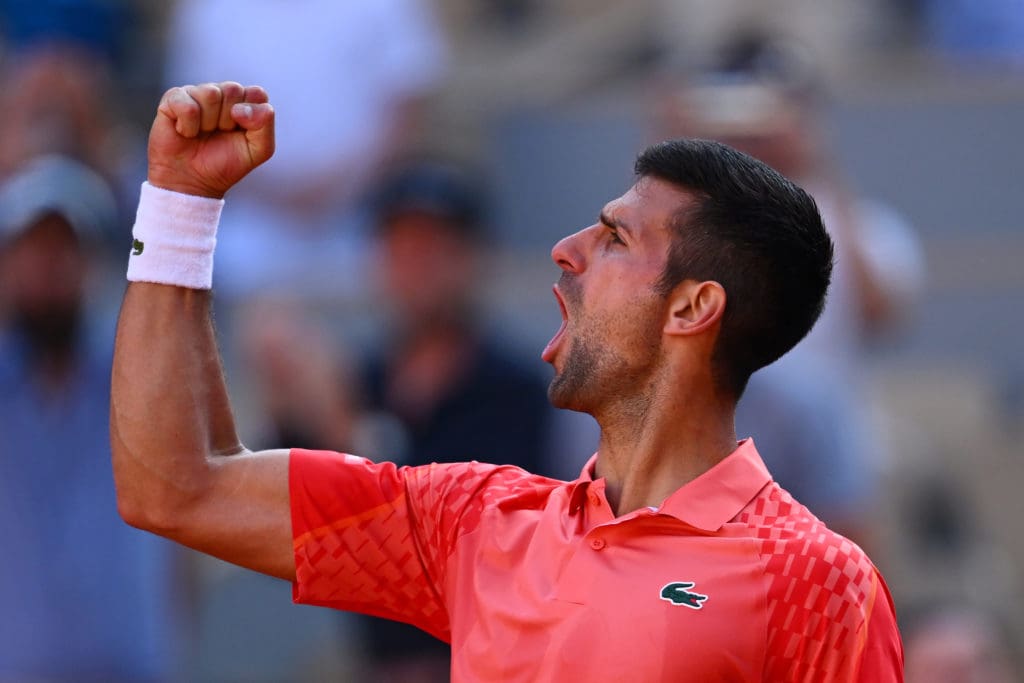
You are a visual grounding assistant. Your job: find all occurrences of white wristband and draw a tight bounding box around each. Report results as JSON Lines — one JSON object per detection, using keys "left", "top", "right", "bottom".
{"left": 126, "top": 181, "right": 225, "bottom": 290}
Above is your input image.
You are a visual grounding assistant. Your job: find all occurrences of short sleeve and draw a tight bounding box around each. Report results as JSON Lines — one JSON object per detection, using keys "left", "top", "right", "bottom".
{"left": 289, "top": 449, "right": 503, "bottom": 642}
{"left": 854, "top": 573, "right": 904, "bottom": 681}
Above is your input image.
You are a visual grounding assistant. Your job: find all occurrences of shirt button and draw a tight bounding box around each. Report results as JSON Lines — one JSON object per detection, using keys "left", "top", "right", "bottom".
{"left": 590, "top": 538, "right": 606, "bottom": 550}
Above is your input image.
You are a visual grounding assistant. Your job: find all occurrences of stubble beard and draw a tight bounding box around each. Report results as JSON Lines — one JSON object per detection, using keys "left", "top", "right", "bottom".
{"left": 547, "top": 302, "right": 664, "bottom": 416}
{"left": 547, "top": 330, "right": 600, "bottom": 412}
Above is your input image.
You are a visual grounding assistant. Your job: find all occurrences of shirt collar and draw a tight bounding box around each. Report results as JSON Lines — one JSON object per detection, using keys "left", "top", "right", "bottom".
{"left": 568, "top": 454, "right": 599, "bottom": 514}
{"left": 568, "top": 439, "right": 772, "bottom": 530}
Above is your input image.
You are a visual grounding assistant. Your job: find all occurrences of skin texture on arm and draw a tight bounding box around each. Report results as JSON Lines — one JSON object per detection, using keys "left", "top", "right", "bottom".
{"left": 110, "top": 82, "right": 295, "bottom": 581}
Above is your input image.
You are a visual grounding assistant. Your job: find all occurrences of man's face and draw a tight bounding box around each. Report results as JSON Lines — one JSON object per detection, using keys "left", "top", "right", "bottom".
{"left": 1, "top": 214, "right": 85, "bottom": 312}
{"left": 376, "top": 211, "right": 477, "bottom": 326}
{"left": 544, "top": 177, "right": 688, "bottom": 413}
{"left": 0, "top": 214, "right": 85, "bottom": 352}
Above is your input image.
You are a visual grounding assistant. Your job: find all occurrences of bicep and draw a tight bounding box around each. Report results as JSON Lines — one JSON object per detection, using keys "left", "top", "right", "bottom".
{"left": 176, "top": 448, "right": 296, "bottom": 581}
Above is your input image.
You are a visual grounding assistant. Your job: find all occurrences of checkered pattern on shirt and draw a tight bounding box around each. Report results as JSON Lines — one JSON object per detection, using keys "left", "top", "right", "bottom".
{"left": 736, "top": 483, "right": 880, "bottom": 682}
{"left": 290, "top": 450, "right": 554, "bottom": 642}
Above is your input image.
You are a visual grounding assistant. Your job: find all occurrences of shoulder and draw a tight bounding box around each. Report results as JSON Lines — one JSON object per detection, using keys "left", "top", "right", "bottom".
{"left": 292, "top": 449, "right": 557, "bottom": 488}
{"left": 735, "top": 483, "right": 901, "bottom": 680}
{"left": 406, "top": 460, "right": 562, "bottom": 512}
{"left": 737, "top": 483, "right": 877, "bottom": 611}
{"left": 291, "top": 450, "right": 561, "bottom": 523}
{"left": 737, "top": 483, "right": 868, "bottom": 564}
{"left": 397, "top": 461, "right": 565, "bottom": 547}
{"left": 403, "top": 459, "right": 556, "bottom": 496}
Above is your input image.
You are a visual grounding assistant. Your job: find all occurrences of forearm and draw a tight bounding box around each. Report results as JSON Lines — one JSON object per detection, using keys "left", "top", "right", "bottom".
{"left": 108, "top": 82, "right": 295, "bottom": 577}
{"left": 111, "top": 282, "right": 242, "bottom": 528}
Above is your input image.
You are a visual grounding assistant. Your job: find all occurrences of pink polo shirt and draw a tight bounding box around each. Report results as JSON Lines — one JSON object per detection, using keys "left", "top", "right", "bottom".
{"left": 290, "top": 440, "right": 903, "bottom": 681}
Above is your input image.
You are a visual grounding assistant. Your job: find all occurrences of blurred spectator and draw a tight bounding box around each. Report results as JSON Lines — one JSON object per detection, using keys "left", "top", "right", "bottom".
{"left": 903, "top": 606, "right": 1017, "bottom": 682}
{"left": 0, "top": 0, "right": 136, "bottom": 182}
{"left": 654, "top": 34, "right": 925, "bottom": 542}
{"left": 0, "top": 156, "right": 185, "bottom": 681}
{"left": 243, "top": 158, "right": 555, "bottom": 682}
{"left": 355, "top": 158, "right": 553, "bottom": 477}
{"left": 164, "top": 0, "right": 448, "bottom": 302}
{"left": 654, "top": 0, "right": 891, "bottom": 81}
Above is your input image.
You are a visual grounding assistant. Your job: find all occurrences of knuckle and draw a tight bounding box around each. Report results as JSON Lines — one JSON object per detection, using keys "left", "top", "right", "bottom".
{"left": 245, "top": 85, "right": 269, "bottom": 102}
{"left": 162, "top": 86, "right": 187, "bottom": 108}
{"left": 189, "top": 83, "right": 221, "bottom": 104}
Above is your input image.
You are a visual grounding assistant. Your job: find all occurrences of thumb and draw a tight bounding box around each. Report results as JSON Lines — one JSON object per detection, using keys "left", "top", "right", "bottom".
{"left": 231, "top": 102, "right": 275, "bottom": 166}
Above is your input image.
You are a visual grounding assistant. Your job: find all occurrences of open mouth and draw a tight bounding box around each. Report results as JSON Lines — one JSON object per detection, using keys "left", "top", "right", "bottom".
{"left": 541, "top": 284, "right": 568, "bottom": 363}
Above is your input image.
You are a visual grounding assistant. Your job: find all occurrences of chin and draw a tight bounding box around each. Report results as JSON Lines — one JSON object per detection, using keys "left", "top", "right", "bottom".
{"left": 547, "top": 375, "right": 591, "bottom": 414}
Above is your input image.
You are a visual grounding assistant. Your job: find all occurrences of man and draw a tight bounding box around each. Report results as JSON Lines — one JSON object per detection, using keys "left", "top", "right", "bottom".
{"left": 111, "top": 82, "right": 903, "bottom": 681}
{"left": 0, "top": 155, "right": 183, "bottom": 681}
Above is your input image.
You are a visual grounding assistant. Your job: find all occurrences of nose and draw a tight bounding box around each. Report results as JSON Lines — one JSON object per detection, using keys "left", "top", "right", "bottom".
{"left": 550, "top": 227, "right": 589, "bottom": 274}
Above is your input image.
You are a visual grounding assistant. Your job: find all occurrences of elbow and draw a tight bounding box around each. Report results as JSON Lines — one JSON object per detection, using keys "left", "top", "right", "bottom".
{"left": 111, "top": 451, "right": 209, "bottom": 539}
{"left": 109, "top": 425, "right": 216, "bottom": 537}
{"left": 115, "top": 480, "right": 192, "bottom": 538}
{"left": 116, "top": 489, "right": 154, "bottom": 531}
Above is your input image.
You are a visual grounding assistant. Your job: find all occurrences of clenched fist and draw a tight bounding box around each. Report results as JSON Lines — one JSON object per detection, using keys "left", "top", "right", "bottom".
{"left": 147, "top": 81, "right": 275, "bottom": 199}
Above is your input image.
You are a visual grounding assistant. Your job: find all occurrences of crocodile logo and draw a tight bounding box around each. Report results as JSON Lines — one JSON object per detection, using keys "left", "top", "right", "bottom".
{"left": 132, "top": 238, "right": 145, "bottom": 256}
{"left": 660, "top": 581, "right": 708, "bottom": 609}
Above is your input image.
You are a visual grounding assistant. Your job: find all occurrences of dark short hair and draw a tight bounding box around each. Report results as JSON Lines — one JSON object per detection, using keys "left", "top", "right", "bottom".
{"left": 370, "top": 158, "right": 488, "bottom": 241}
{"left": 635, "top": 138, "right": 833, "bottom": 397}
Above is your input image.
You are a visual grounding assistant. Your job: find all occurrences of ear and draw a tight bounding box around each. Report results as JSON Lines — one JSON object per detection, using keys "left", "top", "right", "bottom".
{"left": 663, "top": 280, "right": 726, "bottom": 336}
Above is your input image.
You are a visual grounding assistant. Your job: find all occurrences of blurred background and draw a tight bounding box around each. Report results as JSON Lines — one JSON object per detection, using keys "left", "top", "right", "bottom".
{"left": 0, "top": 0, "right": 1021, "bottom": 681}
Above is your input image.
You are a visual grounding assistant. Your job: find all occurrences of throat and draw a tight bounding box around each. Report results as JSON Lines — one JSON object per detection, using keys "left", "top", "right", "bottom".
{"left": 594, "top": 401, "right": 737, "bottom": 516}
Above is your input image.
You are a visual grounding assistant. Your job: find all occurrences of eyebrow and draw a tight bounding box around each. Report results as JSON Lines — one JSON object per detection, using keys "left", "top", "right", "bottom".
{"left": 599, "top": 210, "right": 633, "bottom": 237}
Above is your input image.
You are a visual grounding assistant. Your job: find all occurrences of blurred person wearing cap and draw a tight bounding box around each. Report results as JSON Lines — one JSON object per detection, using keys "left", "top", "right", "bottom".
{"left": 241, "top": 158, "right": 554, "bottom": 682}
{"left": 655, "top": 34, "right": 925, "bottom": 544}
{"left": 0, "top": 156, "right": 185, "bottom": 681}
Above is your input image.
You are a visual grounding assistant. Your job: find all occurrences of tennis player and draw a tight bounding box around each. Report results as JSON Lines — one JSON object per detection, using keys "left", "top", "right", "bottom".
{"left": 112, "top": 82, "right": 903, "bottom": 681}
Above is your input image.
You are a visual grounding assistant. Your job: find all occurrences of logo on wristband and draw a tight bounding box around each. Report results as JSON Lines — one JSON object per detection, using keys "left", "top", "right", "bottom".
{"left": 132, "top": 239, "right": 145, "bottom": 256}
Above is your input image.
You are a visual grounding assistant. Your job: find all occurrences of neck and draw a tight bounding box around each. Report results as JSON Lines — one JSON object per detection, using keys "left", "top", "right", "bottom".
{"left": 593, "top": 379, "right": 736, "bottom": 517}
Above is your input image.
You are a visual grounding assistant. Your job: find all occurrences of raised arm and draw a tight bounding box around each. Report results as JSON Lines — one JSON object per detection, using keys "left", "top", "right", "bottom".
{"left": 111, "top": 82, "right": 295, "bottom": 580}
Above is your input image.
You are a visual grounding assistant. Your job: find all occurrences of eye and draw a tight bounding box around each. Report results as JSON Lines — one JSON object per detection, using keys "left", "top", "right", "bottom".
{"left": 607, "top": 226, "right": 625, "bottom": 246}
